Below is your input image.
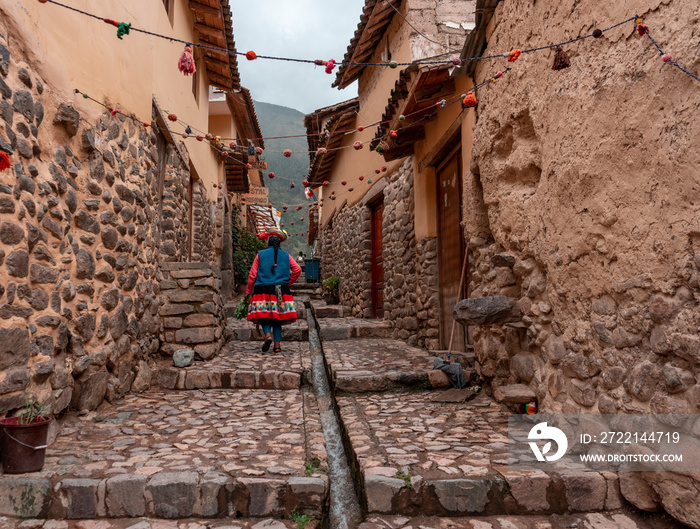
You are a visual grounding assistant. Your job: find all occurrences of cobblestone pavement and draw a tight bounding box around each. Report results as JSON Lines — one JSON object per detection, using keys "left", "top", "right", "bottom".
{"left": 358, "top": 511, "right": 687, "bottom": 528}
{"left": 44, "top": 388, "right": 326, "bottom": 479}
{"left": 324, "top": 338, "right": 436, "bottom": 376}
{"left": 337, "top": 392, "right": 509, "bottom": 481}
{"left": 0, "top": 518, "right": 303, "bottom": 529}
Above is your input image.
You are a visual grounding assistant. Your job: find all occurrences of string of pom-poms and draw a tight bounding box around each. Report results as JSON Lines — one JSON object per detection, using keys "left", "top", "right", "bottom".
{"left": 35, "top": 1, "right": 699, "bottom": 85}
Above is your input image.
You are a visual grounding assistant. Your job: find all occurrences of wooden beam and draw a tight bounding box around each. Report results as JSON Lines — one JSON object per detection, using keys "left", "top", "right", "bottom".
{"left": 189, "top": 1, "right": 222, "bottom": 18}
{"left": 415, "top": 78, "right": 456, "bottom": 103}
{"left": 194, "top": 22, "right": 224, "bottom": 39}
{"left": 206, "top": 69, "right": 233, "bottom": 89}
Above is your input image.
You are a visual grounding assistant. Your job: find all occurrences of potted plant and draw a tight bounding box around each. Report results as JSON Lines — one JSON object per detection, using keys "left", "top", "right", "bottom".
{"left": 321, "top": 274, "right": 340, "bottom": 305}
{"left": 0, "top": 397, "right": 52, "bottom": 474}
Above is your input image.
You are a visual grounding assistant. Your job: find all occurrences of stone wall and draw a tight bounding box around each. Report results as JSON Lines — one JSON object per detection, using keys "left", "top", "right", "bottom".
{"left": 466, "top": 0, "right": 700, "bottom": 525}
{"left": 192, "top": 180, "right": 216, "bottom": 263}
{"left": 415, "top": 237, "right": 439, "bottom": 350}
{"left": 159, "top": 262, "right": 225, "bottom": 360}
{"left": 0, "top": 30, "right": 217, "bottom": 416}
{"left": 406, "top": 0, "right": 476, "bottom": 59}
{"left": 320, "top": 201, "right": 372, "bottom": 317}
{"left": 381, "top": 158, "right": 418, "bottom": 344}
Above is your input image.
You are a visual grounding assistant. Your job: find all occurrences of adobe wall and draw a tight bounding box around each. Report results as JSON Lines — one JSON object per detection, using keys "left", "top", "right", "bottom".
{"left": 466, "top": 0, "right": 700, "bottom": 525}
{"left": 0, "top": 30, "right": 219, "bottom": 416}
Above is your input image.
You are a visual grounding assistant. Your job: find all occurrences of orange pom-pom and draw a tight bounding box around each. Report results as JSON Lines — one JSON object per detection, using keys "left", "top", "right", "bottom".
{"left": 507, "top": 49, "right": 521, "bottom": 62}
{"left": 283, "top": 149, "right": 292, "bottom": 157}
{"left": 462, "top": 92, "right": 477, "bottom": 108}
{"left": 168, "top": 114, "right": 177, "bottom": 121}
{"left": 246, "top": 50, "right": 257, "bottom": 60}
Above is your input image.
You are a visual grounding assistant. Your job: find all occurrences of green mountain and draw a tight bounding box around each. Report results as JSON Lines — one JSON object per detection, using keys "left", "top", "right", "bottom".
{"left": 253, "top": 100, "right": 313, "bottom": 259}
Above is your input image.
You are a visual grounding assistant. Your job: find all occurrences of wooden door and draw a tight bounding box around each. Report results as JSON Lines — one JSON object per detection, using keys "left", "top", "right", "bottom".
{"left": 371, "top": 200, "right": 385, "bottom": 319}
{"left": 437, "top": 152, "right": 466, "bottom": 351}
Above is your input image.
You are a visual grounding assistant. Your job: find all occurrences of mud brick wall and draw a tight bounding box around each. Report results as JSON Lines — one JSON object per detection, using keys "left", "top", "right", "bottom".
{"left": 466, "top": 0, "right": 700, "bottom": 524}
{"left": 0, "top": 30, "right": 218, "bottom": 416}
{"left": 159, "top": 262, "right": 225, "bottom": 360}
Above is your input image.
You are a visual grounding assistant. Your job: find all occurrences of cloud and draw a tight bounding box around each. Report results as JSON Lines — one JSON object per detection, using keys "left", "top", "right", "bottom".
{"left": 230, "top": 0, "right": 364, "bottom": 114}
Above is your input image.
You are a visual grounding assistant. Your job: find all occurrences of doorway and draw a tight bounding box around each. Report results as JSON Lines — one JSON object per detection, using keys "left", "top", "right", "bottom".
{"left": 370, "top": 200, "right": 385, "bottom": 319}
{"left": 437, "top": 150, "right": 466, "bottom": 351}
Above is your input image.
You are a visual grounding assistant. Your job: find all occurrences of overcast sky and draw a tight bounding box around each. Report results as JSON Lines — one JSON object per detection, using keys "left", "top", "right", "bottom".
{"left": 230, "top": 0, "right": 366, "bottom": 114}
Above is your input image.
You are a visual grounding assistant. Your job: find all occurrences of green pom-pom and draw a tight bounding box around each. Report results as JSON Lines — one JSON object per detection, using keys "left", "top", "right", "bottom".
{"left": 398, "top": 115, "right": 405, "bottom": 121}
{"left": 388, "top": 61, "right": 398, "bottom": 69}
{"left": 368, "top": 179, "right": 372, "bottom": 184}
{"left": 82, "top": 93, "right": 89, "bottom": 99}
{"left": 117, "top": 22, "right": 131, "bottom": 39}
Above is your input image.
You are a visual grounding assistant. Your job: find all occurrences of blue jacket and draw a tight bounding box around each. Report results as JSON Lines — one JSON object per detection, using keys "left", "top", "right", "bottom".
{"left": 255, "top": 247, "right": 291, "bottom": 286}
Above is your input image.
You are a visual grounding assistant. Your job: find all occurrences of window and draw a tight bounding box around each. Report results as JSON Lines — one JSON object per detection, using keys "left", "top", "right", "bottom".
{"left": 162, "top": 0, "right": 174, "bottom": 24}
{"left": 191, "top": 54, "right": 200, "bottom": 104}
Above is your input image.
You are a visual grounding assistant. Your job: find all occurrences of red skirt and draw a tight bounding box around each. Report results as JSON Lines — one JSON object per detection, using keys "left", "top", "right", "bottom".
{"left": 247, "top": 284, "right": 297, "bottom": 324}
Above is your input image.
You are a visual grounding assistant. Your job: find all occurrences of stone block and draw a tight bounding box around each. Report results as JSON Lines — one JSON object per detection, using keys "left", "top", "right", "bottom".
{"left": 233, "top": 371, "right": 258, "bottom": 389}
{"left": 170, "top": 269, "right": 212, "bottom": 279}
{"left": 164, "top": 317, "right": 183, "bottom": 329}
{"left": 61, "top": 479, "right": 101, "bottom": 519}
{"left": 278, "top": 372, "right": 301, "bottom": 390}
{"left": 185, "top": 371, "right": 211, "bottom": 390}
{"left": 494, "top": 384, "right": 536, "bottom": 404}
{"left": 432, "top": 478, "right": 492, "bottom": 514}
{"left": 105, "top": 474, "right": 146, "bottom": 517}
{"left": 168, "top": 289, "right": 214, "bottom": 303}
{"left": 184, "top": 313, "right": 217, "bottom": 327}
{"left": 561, "top": 471, "right": 607, "bottom": 512}
{"left": 157, "top": 367, "right": 179, "bottom": 389}
{"left": 147, "top": 472, "right": 199, "bottom": 518}
{"left": 601, "top": 471, "right": 623, "bottom": 510}
{"left": 320, "top": 326, "right": 352, "bottom": 341}
{"left": 160, "top": 303, "right": 194, "bottom": 316}
{"left": 287, "top": 477, "right": 326, "bottom": 512}
{"left": 503, "top": 471, "right": 550, "bottom": 512}
{"left": 0, "top": 327, "right": 30, "bottom": 370}
{"left": 428, "top": 369, "right": 451, "bottom": 388}
{"left": 198, "top": 472, "right": 231, "bottom": 517}
{"left": 0, "top": 478, "right": 51, "bottom": 517}
{"left": 194, "top": 343, "right": 219, "bottom": 360}
{"left": 175, "top": 327, "right": 217, "bottom": 344}
{"left": 239, "top": 478, "right": 286, "bottom": 518}
{"left": 173, "top": 349, "right": 195, "bottom": 367}
{"left": 618, "top": 471, "right": 661, "bottom": 511}
{"left": 365, "top": 475, "right": 404, "bottom": 513}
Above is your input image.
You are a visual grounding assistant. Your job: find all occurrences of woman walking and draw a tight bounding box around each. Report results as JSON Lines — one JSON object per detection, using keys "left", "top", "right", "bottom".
{"left": 246, "top": 228, "right": 301, "bottom": 353}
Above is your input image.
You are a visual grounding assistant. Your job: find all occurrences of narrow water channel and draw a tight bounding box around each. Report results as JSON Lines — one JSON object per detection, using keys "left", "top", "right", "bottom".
{"left": 306, "top": 305, "right": 363, "bottom": 529}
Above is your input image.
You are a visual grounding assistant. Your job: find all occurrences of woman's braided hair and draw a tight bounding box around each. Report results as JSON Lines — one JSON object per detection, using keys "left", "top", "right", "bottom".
{"left": 268, "top": 235, "right": 281, "bottom": 273}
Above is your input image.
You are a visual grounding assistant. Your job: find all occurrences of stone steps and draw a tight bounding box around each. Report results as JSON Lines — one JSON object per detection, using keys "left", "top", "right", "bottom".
{"left": 310, "top": 302, "right": 350, "bottom": 319}
{"left": 154, "top": 341, "right": 312, "bottom": 391}
{"left": 0, "top": 389, "right": 328, "bottom": 522}
{"left": 359, "top": 511, "right": 687, "bottom": 529}
{"left": 316, "top": 318, "right": 393, "bottom": 341}
{"left": 0, "top": 518, "right": 311, "bottom": 529}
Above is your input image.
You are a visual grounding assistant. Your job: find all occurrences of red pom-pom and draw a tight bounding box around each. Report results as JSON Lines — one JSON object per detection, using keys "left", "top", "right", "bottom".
{"left": 110, "top": 108, "right": 119, "bottom": 117}
{"left": 178, "top": 45, "right": 196, "bottom": 76}
{"left": 637, "top": 23, "right": 649, "bottom": 36}
{"left": 205, "top": 133, "right": 213, "bottom": 140}
{"left": 290, "top": 182, "right": 295, "bottom": 188}
{"left": 375, "top": 169, "right": 380, "bottom": 174}
{"left": 359, "top": 176, "right": 364, "bottom": 181}
{"left": 390, "top": 130, "right": 398, "bottom": 138}
{"left": 302, "top": 179, "right": 309, "bottom": 186}
{"left": 246, "top": 50, "right": 257, "bottom": 60}
{"left": 381, "top": 166, "right": 387, "bottom": 172}
{"left": 353, "top": 141, "right": 363, "bottom": 150}
{"left": 196, "top": 135, "right": 204, "bottom": 141}
{"left": 357, "top": 126, "right": 364, "bottom": 132}
{"left": 229, "top": 142, "right": 236, "bottom": 150}
{"left": 256, "top": 147, "right": 263, "bottom": 155}
{"left": 283, "top": 149, "right": 292, "bottom": 157}
{"left": 661, "top": 53, "right": 672, "bottom": 62}
{"left": 246, "top": 163, "right": 252, "bottom": 170}
{"left": 323, "top": 180, "right": 329, "bottom": 186}
{"left": 268, "top": 172, "right": 275, "bottom": 179}
{"left": 451, "top": 57, "right": 461, "bottom": 66}
{"left": 220, "top": 151, "right": 229, "bottom": 159}
{"left": 462, "top": 92, "right": 477, "bottom": 108}
{"left": 317, "top": 147, "right": 327, "bottom": 155}
{"left": 0, "top": 152, "right": 10, "bottom": 171}
{"left": 496, "top": 71, "right": 503, "bottom": 78}
{"left": 182, "top": 132, "right": 188, "bottom": 138}
{"left": 507, "top": 49, "right": 521, "bottom": 62}
{"left": 341, "top": 180, "right": 347, "bottom": 186}
{"left": 296, "top": 205, "right": 303, "bottom": 211}
{"left": 168, "top": 114, "right": 177, "bottom": 121}
{"left": 325, "top": 59, "right": 336, "bottom": 74}
{"left": 348, "top": 188, "right": 354, "bottom": 192}
{"left": 143, "top": 122, "right": 150, "bottom": 127}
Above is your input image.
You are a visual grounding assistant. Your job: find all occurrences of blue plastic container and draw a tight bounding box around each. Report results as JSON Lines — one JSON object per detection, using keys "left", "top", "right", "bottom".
{"left": 304, "top": 258, "right": 320, "bottom": 283}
